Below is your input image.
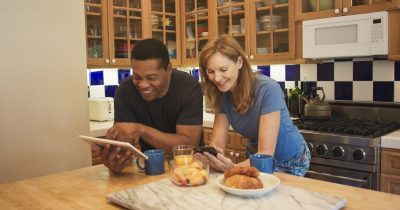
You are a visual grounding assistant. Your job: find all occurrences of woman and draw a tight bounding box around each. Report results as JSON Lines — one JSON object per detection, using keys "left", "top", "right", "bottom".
{"left": 198, "top": 35, "right": 310, "bottom": 176}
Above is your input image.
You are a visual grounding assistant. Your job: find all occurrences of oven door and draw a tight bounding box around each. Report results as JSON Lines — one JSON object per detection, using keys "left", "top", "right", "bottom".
{"left": 305, "top": 164, "right": 378, "bottom": 190}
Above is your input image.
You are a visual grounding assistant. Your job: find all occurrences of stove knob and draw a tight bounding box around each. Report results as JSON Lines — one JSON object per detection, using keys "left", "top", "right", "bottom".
{"left": 353, "top": 149, "right": 366, "bottom": 161}
{"left": 316, "top": 144, "right": 328, "bottom": 156}
{"left": 307, "top": 142, "right": 314, "bottom": 153}
{"left": 332, "top": 146, "right": 345, "bottom": 158}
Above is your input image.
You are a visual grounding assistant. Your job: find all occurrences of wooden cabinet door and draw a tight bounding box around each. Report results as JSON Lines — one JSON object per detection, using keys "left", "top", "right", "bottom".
{"left": 85, "top": 0, "right": 110, "bottom": 67}
{"left": 226, "top": 131, "right": 237, "bottom": 150}
{"left": 181, "top": 0, "right": 212, "bottom": 66}
{"left": 381, "top": 149, "right": 400, "bottom": 176}
{"left": 249, "top": 0, "right": 295, "bottom": 63}
{"left": 149, "top": 0, "right": 182, "bottom": 66}
{"left": 203, "top": 128, "right": 213, "bottom": 145}
{"left": 224, "top": 148, "right": 237, "bottom": 163}
{"left": 343, "top": 0, "right": 400, "bottom": 16}
{"left": 212, "top": 0, "right": 250, "bottom": 55}
{"left": 380, "top": 173, "right": 400, "bottom": 195}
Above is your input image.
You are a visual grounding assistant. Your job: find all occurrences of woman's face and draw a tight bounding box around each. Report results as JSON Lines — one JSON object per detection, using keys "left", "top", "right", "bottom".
{"left": 206, "top": 52, "right": 243, "bottom": 93}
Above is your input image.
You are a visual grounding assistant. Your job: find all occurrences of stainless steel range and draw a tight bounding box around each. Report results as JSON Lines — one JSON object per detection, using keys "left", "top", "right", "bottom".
{"left": 293, "top": 102, "right": 400, "bottom": 190}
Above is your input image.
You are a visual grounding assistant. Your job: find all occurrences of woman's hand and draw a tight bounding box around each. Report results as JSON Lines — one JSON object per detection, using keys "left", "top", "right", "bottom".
{"left": 195, "top": 146, "right": 234, "bottom": 172}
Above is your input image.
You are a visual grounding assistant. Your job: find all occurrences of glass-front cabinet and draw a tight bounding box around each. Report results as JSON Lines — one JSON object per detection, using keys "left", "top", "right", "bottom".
{"left": 85, "top": 0, "right": 144, "bottom": 67}
{"left": 295, "top": 0, "right": 400, "bottom": 21}
{"left": 181, "top": 0, "right": 212, "bottom": 66}
{"left": 250, "top": 0, "right": 294, "bottom": 61}
{"left": 150, "top": 0, "right": 181, "bottom": 66}
{"left": 214, "top": 0, "right": 248, "bottom": 53}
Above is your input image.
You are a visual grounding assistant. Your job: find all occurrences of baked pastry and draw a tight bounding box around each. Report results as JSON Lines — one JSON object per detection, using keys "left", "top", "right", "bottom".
{"left": 224, "top": 166, "right": 260, "bottom": 179}
{"left": 224, "top": 174, "right": 263, "bottom": 189}
{"left": 223, "top": 166, "right": 263, "bottom": 189}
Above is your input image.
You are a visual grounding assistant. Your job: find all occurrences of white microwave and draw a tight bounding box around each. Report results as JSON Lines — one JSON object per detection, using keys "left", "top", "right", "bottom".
{"left": 303, "top": 11, "right": 388, "bottom": 59}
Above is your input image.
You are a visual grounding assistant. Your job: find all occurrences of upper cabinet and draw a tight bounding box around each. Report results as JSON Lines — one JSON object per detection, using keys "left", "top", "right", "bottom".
{"left": 209, "top": 0, "right": 296, "bottom": 65}
{"left": 180, "top": 0, "right": 213, "bottom": 66}
{"left": 149, "top": 0, "right": 182, "bottom": 66}
{"left": 85, "top": 0, "right": 144, "bottom": 68}
{"left": 295, "top": 0, "right": 400, "bottom": 21}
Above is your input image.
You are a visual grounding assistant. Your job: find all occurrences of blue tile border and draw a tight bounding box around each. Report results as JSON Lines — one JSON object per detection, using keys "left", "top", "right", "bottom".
{"left": 335, "top": 82, "right": 353, "bottom": 100}
{"left": 317, "top": 63, "right": 334, "bottom": 81}
{"left": 373, "top": 82, "right": 394, "bottom": 102}
{"left": 105, "top": 85, "right": 118, "bottom": 98}
{"left": 90, "top": 71, "right": 104, "bottom": 85}
{"left": 353, "top": 61, "right": 372, "bottom": 81}
{"left": 395, "top": 62, "right": 400, "bottom": 81}
{"left": 285, "top": 64, "right": 300, "bottom": 81}
{"left": 118, "top": 69, "right": 131, "bottom": 84}
{"left": 258, "top": 65, "right": 270, "bottom": 77}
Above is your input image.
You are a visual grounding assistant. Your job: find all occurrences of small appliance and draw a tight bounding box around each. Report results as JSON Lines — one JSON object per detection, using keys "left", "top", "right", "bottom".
{"left": 88, "top": 97, "right": 114, "bottom": 121}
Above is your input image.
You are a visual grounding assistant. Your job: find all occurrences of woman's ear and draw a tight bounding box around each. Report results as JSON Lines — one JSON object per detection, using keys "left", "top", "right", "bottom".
{"left": 236, "top": 56, "right": 243, "bottom": 70}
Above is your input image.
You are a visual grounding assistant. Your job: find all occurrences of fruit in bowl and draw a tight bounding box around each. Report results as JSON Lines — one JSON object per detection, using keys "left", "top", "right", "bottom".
{"left": 169, "top": 157, "right": 209, "bottom": 186}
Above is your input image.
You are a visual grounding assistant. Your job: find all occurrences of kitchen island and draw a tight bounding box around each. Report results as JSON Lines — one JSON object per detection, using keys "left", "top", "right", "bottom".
{"left": 0, "top": 164, "right": 399, "bottom": 209}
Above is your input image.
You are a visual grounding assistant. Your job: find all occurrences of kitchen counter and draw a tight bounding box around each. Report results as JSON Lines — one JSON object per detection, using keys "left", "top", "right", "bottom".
{"left": 89, "top": 112, "right": 222, "bottom": 137}
{"left": 0, "top": 164, "right": 399, "bottom": 209}
{"left": 382, "top": 130, "right": 400, "bottom": 149}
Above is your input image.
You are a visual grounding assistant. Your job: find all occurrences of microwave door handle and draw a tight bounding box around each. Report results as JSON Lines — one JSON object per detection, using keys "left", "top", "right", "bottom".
{"left": 307, "top": 170, "right": 368, "bottom": 183}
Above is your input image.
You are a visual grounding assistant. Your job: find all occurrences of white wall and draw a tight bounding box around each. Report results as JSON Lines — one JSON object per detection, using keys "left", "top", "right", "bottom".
{"left": 0, "top": 0, "right": 91, "bottom": 183}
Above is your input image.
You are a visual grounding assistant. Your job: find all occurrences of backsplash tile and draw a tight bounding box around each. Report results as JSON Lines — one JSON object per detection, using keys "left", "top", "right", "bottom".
{"left": 394, "top": 62, "right": 400, "bottom": 81}
{"left": 317, "top": 63, "right": 334, "bottom": 81}
{"left": 353, "top": 61, "right": 372, "bottom": 81}
{"left": 300, "top": 64, "right": 317, "bottom": 81}
{"left": 118, "top": 69, "right": 131, "bottom": 84}
{"left": 373, "top": 61, "right": 394, "bottom": 81}
{"left": 334, "top": 62, "right": 353, "bottom": 81}
{"left": 105, "top": 85, "right": 118, "bottom": 97}
{"left": 335, "top": 82, "right": 353, "bottom": 100}
{"left": 373, "top": 82, "right": 394, "bottom": 102}
{"left": 353, "top": 81, "right": 373, "bottom": 101}
{"left": 90, "top": 71, "right": 104, "bottom": 85}
{"left": 285, "top": 64, "right": 300, "bottom": 81}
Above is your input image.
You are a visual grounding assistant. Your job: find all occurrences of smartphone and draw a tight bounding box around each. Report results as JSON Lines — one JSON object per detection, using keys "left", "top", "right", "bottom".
{"left": 193, "top": 146, "right": 218, "bottom": 156}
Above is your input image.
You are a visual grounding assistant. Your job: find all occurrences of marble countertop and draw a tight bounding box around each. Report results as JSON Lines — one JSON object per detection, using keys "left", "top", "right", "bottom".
{"left": 382, "top": 130, "right": 400, "bottom": 150}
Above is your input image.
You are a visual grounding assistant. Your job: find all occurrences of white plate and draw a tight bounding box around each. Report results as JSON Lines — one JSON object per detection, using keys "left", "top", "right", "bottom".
{"left": 215, "top": 173, "right": 280, "bottom": 197}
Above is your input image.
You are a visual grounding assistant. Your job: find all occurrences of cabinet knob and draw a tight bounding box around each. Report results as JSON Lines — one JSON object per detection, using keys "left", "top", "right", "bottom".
{"left": 105, "top": 58, "right": 110, "bottom": 64}
{"left": 334, "top": 9, "right": 340, "bottom": 14}
{"left": 342, "top": 7, "right": 348, "bottom": 13}
{"left": 249, "top": 55, "right": 254, "bottom": 60}
{"left": 235, "top": 153, "right": 239, "bottom": 157}
{"left": 112, "top": 59, "right": 116, "bottom": 64}
{"left": 229, "top": 151, "right": 234, "bottom": 157}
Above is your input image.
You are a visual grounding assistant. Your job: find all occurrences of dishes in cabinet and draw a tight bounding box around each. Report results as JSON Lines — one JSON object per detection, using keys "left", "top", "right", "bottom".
{"left": 259, "top": 15, "right": 282, "bottom": 30}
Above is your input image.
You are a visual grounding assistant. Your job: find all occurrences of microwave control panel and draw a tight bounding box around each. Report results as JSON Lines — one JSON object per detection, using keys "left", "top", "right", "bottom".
{"left": 370, "top": 12, "right": 387, "bottom": 54}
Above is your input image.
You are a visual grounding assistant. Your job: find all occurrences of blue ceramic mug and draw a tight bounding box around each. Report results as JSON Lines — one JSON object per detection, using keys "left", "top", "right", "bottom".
{"left": 136, "top": 149, "right": 165, "bottom": 176}
{"left": 250, "top": 154, "right": 275, "bottom": 174}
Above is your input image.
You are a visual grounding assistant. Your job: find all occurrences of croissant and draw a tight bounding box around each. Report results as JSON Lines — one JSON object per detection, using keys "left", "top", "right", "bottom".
{"left": 224, "top": 166, "right": 260, "bottom": 179}
{"left": 224, "top": 174, "right": 263, "bottom": 189}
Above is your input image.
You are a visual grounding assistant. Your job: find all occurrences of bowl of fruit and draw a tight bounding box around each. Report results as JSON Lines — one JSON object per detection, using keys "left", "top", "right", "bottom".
{"left": 168, "top": 156, "right": 209, "bottom": 187}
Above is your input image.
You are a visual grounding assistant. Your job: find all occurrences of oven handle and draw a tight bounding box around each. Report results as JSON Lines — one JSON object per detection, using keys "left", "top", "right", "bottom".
{"left": 307, "top": 170, "right": 368, "bottom": 183}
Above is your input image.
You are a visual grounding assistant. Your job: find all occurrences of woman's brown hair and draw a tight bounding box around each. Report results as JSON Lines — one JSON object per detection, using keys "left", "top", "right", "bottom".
{"left": 199, "top": 35, "right": 256, "bottom": 114}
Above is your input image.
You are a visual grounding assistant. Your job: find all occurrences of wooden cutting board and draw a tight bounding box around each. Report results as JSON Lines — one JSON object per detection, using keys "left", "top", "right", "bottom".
{"left": 107, "top": 173, "right": 347, "bottom": 210}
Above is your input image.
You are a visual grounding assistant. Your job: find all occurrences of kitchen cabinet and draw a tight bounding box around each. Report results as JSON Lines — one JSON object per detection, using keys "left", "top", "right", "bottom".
{"left": 85, "top": 0, "right": 145, "bottom": 68}
{"left": 380, "top": 148, "right": 400, "bottom": 195}
{"left": 295, "top": 0, "right": 400, "bottom": 21}
{"left": 180, "top": 0, "right": 213, "bottom": 67}
{"left": 148, "top": 0, "right": 182, "bottom": 66}
{"left": 203, "top": 128, "right": 249, "bottom": 164}
{"left": 209, "top": 0, "right": 297, "bottom": 65}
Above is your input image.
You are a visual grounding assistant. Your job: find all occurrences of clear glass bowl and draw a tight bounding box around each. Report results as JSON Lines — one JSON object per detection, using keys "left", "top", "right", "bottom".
{"left": 168, "top": 156, "right": 209, "bottom": 187}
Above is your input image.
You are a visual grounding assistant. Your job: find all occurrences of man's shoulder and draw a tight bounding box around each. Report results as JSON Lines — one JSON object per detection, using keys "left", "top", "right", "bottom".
{"left": 172, "top": 70, "right": 201, "bottom": 90}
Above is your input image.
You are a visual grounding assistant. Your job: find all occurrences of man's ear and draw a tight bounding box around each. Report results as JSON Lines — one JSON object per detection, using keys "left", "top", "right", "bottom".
{"left": 236, "top": 56, "right": 243, "bottom": 70}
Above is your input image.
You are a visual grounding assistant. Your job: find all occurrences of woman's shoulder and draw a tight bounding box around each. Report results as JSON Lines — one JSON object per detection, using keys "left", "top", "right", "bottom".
{"left": 255, "top": 74, "right": 281, "bottom": 91}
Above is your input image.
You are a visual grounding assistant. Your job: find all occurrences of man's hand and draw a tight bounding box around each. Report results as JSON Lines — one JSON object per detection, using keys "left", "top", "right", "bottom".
{"left": 106, "top": 122, "right": 142, "bottom": 142}
{"left": 91, "top": 143, "right": 133, "bottom": 173}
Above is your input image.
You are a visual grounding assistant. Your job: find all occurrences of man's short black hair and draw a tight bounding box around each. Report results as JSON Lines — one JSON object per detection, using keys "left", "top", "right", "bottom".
{"left": 131, "top": 38, "right": 170, "bottom": 70}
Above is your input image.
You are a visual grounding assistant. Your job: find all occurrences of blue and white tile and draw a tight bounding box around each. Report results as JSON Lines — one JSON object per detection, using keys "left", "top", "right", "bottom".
{"left": 270, "top": 64, "right": 286, "bottom": 82}
{"left": 86, "top": 69, "right": 90, "bottom": 85}
{"left": 103, "top": 69, "right": 119, "bottom": 85}
{"left": 395, "top": 82, "right": 400, "bottom": 102}
{"left": 334, "top": 62, "right": 353, "bottom": 81}
{"left": 373, "top": 82, "right": 394, "bottom": 102}
{"left": 317, "top": 81, "right": 334, "bottom": 101}
{"left": 353, "top": 81, "right": 373, "bottom": 102}
{"left": 284, "top": 81, "right": 296, "bottom": 90}
{"left": 372, "top": 60, "right": 394, "bottom": 81}
{"left": 89, "top": 85, "right": 105, "bottom": 98}
{"left": 300, "top": 64, "right": 317, "bottom": 81}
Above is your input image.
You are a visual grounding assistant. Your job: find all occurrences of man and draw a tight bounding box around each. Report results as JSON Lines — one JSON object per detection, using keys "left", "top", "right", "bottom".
{"left": 92, "top": 39, "right": 204, "bottom": 172}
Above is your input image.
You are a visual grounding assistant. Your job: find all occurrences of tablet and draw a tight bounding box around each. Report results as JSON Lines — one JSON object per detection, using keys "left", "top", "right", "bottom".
{"left": 79, "top": 135, "right": 148, "bottom": 159}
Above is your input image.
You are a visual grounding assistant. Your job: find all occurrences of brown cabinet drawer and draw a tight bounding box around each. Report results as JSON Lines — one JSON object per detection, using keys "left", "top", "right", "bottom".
{"left": 381, "top": 149, "right": 400, "bottom": 176}
{"left": 380, "top": 173, "right": 400, "bottom": 195}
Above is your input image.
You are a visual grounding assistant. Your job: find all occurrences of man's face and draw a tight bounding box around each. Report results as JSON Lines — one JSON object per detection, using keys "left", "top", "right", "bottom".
{"left": 131, "top": 59, "right": 171, "bottom": 102}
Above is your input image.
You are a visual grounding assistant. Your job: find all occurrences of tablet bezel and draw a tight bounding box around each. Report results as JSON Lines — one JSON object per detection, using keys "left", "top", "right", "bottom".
{"left": 79, "top": 135, "right": 148, "bottom": 159}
